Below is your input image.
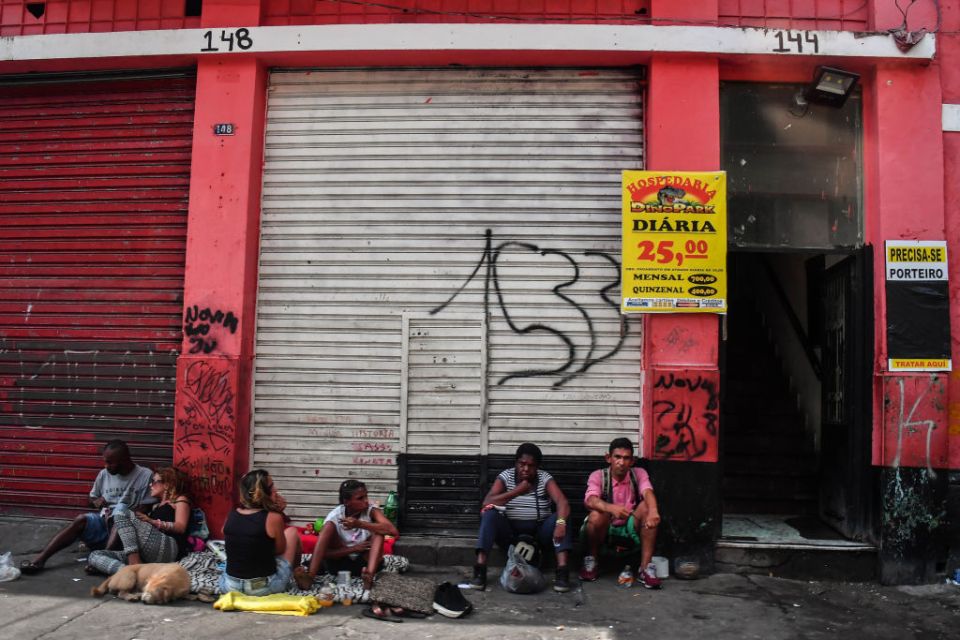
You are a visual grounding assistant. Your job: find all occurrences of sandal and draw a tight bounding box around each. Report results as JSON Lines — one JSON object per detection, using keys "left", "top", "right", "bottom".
{"left": 390, "top": 607, "right": 428, "bottom": 619}
{"left": 19, "top": 560, "right": 43, "bottom": 575}
{"left": 362, "top": 604, "right": 403, "bottom": 623}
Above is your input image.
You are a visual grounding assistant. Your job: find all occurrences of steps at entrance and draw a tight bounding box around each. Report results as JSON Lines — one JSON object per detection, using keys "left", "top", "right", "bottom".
{"left": 717, "top": 514, "right": 877, "bottom": 580}
{"left": 715, "top": 542, "right": 877, "bottom": 581}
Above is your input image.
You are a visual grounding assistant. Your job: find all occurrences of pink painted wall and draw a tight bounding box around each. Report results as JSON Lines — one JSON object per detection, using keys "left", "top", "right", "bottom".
{"left": 866, "top": 63, "right": 948, "bottom": 469}
{"left": 173, "top": 57, "right": 267, "bottom": 534}
{"left": 643, "top": 0, "right": 722, "bottom": 461}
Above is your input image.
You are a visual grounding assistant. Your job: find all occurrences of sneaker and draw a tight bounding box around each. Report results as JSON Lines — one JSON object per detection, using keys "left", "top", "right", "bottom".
{"left": 469, "top": 563, "right": 487, "bottom": 590}
{"left": 579, "top": 555, "right": 599, "bottom": 582}
{"left": 554, "top": 566, "right": 571, "bottom": 592}
{"left": 639, "top": 562, "right": 662, "bottom": 590}
{"left": 433, "top": 582, "right": 473, "bottom": 618}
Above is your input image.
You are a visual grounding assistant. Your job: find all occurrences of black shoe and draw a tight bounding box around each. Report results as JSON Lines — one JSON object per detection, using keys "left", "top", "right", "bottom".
{"left": 433, "top": 582, "right": 473, "bottom": 618}
{"left": 469, "top": 563, "right": 487, "bottom": 590}
{"left": 554, "top": 566, "right": 571, "bottom": 593}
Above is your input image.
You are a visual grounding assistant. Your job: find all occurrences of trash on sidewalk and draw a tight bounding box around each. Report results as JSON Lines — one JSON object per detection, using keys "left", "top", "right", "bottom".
{"left": 0, "top": 552, "right": 21, "bottom": 582}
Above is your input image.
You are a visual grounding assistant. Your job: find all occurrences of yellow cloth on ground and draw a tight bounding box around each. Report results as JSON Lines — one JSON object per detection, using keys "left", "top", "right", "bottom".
{"left": 213, "top": 591, "right": 321, "bottom": 616}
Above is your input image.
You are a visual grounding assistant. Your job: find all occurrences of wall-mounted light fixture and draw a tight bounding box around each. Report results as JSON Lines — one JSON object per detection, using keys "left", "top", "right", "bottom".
{"left": 790, "top": 66, "right": 860, "bottom": 117}
{"left": 803, "top": 66, "right": 860, "bottom": 108}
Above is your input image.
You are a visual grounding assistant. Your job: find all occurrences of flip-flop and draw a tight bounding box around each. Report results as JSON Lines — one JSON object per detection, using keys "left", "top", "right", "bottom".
{"left": 391, "top": 608, "right": 428, "bottom": 619}
{"left": 19, "top": 560, "right": 43, "bottom": 575}
{"left": 362, "top": 605, "right": 403, "bottom": 623}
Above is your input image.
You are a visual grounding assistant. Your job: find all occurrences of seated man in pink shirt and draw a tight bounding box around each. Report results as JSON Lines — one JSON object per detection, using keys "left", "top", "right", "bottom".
{"left": 579, "top": 437, "right": 662, "bottom": 589}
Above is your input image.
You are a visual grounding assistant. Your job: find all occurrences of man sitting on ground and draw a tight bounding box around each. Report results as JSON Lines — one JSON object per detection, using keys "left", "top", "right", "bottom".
{"left": 471, "top": 442, "right": 574, "bottom": 593}
{"left": 580, "top": 437, "right": 662, "bottom": 589}
{"left": 20, "top": 439, "right": 155, "bottom": 574}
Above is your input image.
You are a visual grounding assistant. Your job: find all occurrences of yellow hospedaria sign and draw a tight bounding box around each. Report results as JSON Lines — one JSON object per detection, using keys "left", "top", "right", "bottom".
{"left": 621, "top": 170, "right": 727, "bottom": 313}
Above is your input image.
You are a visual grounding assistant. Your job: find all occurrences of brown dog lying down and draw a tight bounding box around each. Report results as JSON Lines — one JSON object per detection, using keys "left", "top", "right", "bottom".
{"left": 91, "top": 563, "right": 192, "bottom": 604}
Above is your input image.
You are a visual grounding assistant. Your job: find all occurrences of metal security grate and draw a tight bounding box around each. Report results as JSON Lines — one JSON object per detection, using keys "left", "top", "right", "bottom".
{"left": 0, "top": 72, "right": 195, "bottom": 517}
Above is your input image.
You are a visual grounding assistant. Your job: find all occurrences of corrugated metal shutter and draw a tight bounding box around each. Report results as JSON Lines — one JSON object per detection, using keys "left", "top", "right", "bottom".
{"left": 0, "top": 72, "right": 195, "bottom": 517}
{"left": 255, "top": 68, "right": 644, "bottom": 522}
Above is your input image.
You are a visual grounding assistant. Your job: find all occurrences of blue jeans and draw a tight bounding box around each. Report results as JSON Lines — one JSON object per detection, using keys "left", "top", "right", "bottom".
{"left": 476, "top": 509, "right": 574, "bottom": 556}
{"left": 218, "top": 557, "right": 293, "bottom": 596}
{"left": 80, "top": 513, "right": 110, "bottom": 548}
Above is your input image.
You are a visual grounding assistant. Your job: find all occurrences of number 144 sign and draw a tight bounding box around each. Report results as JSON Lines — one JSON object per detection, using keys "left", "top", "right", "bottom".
{"left": 621, "top": 170, "right": 727, "bottom": 314}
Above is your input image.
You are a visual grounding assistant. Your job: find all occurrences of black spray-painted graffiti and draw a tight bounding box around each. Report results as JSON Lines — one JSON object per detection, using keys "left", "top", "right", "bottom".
{"left": 184, "top": 305, "right": 239, "bottom": 354}
{"left": 652, "top": 372, "right": 719, "bottom": 461}
{"left": 431, "top": 229, "right": 627, "bottom": 387}
{"left": 176, "top": 360, "right": 236, "bottom": 454}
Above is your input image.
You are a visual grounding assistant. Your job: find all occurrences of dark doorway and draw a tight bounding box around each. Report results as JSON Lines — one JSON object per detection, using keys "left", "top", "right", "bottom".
{"left": 721, "top": 250, "right": 874, "bottom": 544}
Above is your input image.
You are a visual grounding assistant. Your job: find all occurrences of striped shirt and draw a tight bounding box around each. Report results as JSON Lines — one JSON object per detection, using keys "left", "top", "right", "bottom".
{"left": 498, "top": 468, "right": 554, "bottom": 522}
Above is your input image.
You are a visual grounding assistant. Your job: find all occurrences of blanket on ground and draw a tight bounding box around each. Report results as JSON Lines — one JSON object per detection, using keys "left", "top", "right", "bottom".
{"left": 178, "top": 552, "right": 410, "bottom": 603}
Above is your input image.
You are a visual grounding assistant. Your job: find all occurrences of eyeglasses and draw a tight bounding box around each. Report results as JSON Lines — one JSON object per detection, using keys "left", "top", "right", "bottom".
{"left": 150, "top": 478, "right": 163, "bottom": 485}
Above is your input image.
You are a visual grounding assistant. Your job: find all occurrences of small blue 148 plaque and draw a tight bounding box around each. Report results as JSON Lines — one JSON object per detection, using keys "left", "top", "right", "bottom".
{"left": 213, "top": 123, "right": 235, "bottom": 136}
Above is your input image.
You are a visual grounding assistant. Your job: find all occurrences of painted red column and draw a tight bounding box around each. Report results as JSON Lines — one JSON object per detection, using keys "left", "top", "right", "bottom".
{"left": 868, "top": 63, "right": 946, "bottom": 469}
{"left": 867, "top": 0, "right": 953, "bottom": 474}
{"left": 643, "top": 56, "right": 721, "bottom": 460}
{"left": 865, "top": 3, "right": 950, "bottom": 575}
{"left": 173, "top": 56, "right": 267, "bottom": 534}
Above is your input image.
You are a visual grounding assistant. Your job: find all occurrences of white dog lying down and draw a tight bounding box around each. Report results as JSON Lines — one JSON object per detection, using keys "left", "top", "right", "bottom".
{"left": 91, "top": 563, "right": 192, "bottom": 604}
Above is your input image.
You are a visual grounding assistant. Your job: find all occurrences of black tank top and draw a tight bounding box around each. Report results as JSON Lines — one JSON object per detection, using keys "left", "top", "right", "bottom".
{"left": 224, "top": 509, "right": 276, "bottom": 579}
{"left": 149, "top": 502, "right": 189, "bottom": 560}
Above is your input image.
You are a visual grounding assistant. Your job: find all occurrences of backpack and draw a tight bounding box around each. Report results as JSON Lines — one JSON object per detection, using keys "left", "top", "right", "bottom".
{"left": 185, "top": 507, "right": 210, "bottom": 553}
{"left": 600, "top": 467, "right": 641, "bottom": 512}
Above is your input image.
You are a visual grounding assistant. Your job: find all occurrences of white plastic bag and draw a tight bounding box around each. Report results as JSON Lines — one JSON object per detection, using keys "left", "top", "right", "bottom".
{"left": 499, "top": 544, "right": 546, "bottom": 594}
{"left": 0, "top": 552, "right": 21, "bottom": 582}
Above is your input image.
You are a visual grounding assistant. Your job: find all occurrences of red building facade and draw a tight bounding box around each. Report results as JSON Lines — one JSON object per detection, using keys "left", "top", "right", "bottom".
{"left": 1, "top": 0, "right": 957, "bottom": 584}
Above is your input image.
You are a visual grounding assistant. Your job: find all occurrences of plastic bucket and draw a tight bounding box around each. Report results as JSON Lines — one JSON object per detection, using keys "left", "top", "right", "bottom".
{"left": 652, "top": 555, "right": 670, "bottom": 579}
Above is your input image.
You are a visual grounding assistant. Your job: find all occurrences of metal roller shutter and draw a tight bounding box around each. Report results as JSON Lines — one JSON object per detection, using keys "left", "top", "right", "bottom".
{"left": 256, "top": 67, "right": 644, "bottom": 522}
{"left": 0, "top": 72, "right": 195, "bottom": 517}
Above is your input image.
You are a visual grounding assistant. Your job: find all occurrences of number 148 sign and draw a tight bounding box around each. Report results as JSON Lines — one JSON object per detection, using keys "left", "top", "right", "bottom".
{"left": 621, "top": 170, "right": 727, "bottom": 314}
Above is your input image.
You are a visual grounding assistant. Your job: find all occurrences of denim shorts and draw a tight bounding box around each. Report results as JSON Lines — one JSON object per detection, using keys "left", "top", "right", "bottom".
{"left": 80, "top": 513, "right": 110, "bottom": 548}
{"left": 219, "top": 557, "right": 292, "bottom": 596}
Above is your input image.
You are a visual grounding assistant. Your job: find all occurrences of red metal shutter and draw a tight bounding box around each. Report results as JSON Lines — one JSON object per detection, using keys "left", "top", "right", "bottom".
{"left": 0, "top": 72, "right": 195, "bottom": 517}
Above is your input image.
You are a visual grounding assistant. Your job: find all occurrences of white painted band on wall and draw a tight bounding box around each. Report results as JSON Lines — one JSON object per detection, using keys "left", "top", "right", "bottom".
{"left": 0, "top": 24, "right": 935, "bottom": 63}
{"left": 944, "top": 104, "right": 960, "bottom": 132}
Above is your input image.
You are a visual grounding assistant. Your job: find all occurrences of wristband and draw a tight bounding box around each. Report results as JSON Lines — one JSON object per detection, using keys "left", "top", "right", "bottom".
{"left": 555, "top": 518, "right": 566, "bottom": 525}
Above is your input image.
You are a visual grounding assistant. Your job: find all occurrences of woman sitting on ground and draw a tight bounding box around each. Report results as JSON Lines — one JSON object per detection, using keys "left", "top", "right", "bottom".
{"left": 220, "top": 469, "right": 302, "bottom": 596}
{"left": 86, "top": 467, "right": 191, "bottom": 575}
{"left": 294, "top": 479, "right": 398, "bottom": 591}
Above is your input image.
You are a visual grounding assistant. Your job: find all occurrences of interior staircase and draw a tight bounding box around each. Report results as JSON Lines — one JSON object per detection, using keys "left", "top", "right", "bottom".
{"left": 722, "top": 267, "right": 819, "bottom": 516}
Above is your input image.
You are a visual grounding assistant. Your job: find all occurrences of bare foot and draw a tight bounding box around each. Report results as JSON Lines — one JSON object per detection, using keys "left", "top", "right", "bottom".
{"left": 293, "top": 567, "right": 314, "bottom": 590}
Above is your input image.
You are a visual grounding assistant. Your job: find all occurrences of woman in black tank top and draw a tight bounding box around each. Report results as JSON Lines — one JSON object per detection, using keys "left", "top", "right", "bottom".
{"left": 220, "top": 469, "right": 302, "bottom": 595}
{"left": 85, "top": 467, "right": 191, "bottom": 575}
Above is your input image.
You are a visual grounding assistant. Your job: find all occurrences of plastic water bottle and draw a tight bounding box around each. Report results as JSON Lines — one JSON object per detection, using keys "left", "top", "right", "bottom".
{"left": 384, "top": 491, "right": 398, "bottom": 524}
{"left": 317, "top": 583, "right": 335, "bottom": 607}
{"left": 617, "top": 565, "right": 634, "bottom": 588}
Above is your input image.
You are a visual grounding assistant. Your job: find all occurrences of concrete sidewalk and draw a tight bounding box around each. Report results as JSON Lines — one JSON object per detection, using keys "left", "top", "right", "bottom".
{"left": 1, "top": 516, "right": 957, "bottom": 640}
